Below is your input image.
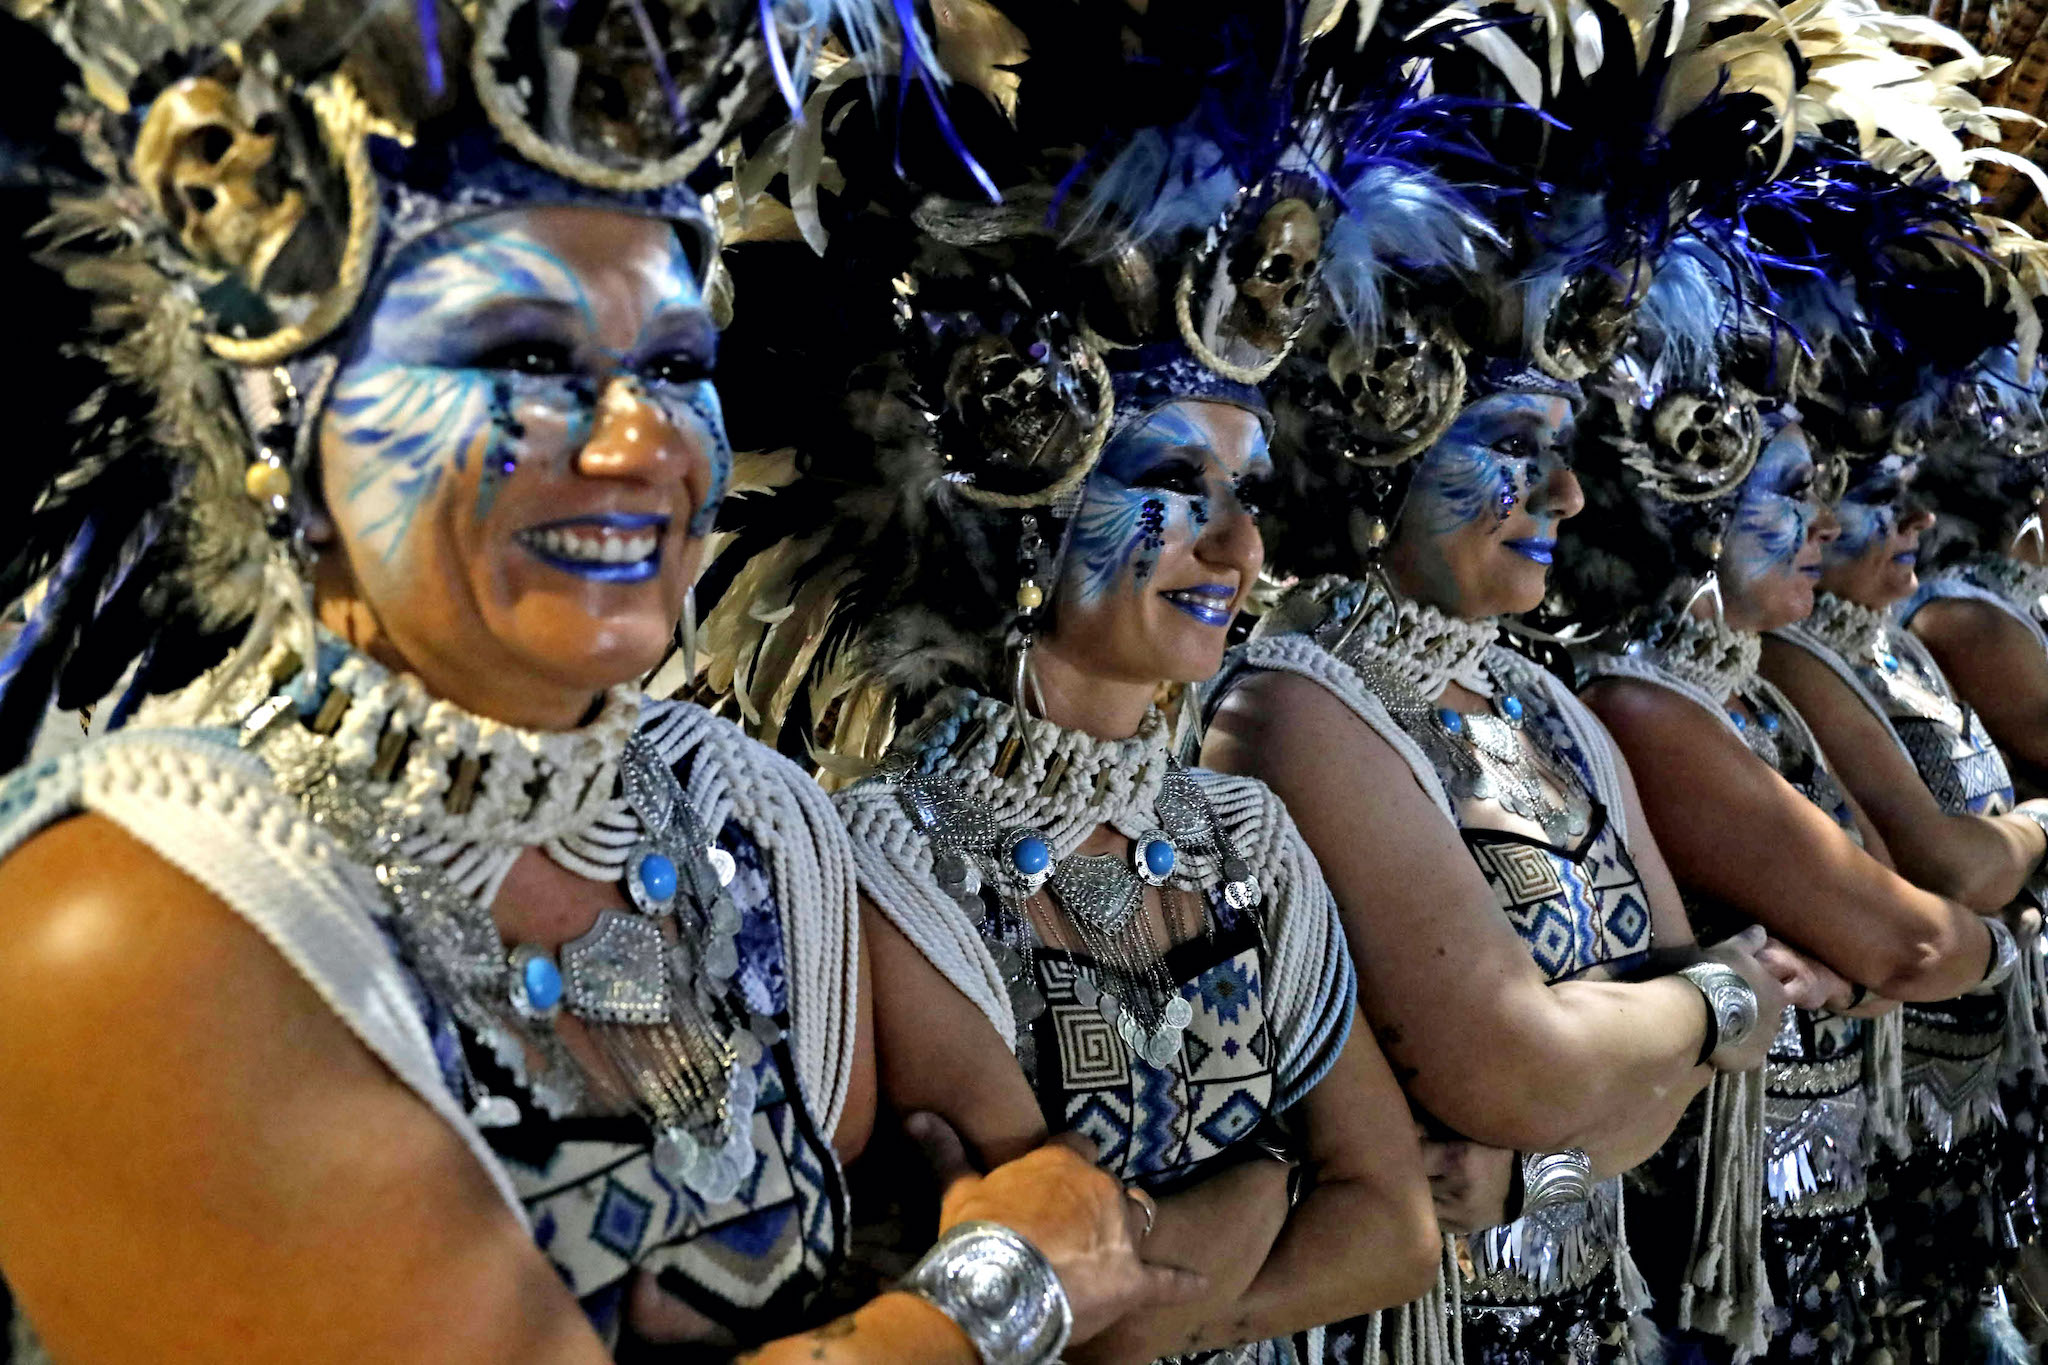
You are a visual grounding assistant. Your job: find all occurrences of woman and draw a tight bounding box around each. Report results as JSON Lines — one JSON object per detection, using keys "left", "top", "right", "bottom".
{"left": 1203, "top": 328, "right": 1783, "bottom": 1365}
{"left": 1905, "top": 347, "right": 2048, "bottom": 802}
{"left": 699, "top": 8, "right": 1441, "bottom": 1360}
{"left": 1760, "top": 432, "right": 2048, "bottom": 1359}
{"left": 1197, "top": 14, "right": 1805, "bottom": 1355}
{"left": 1563, "top": 227, "right": 2019, "bottom": 1365}
{"left": 0, "top": 5, "right": 1193, "bottom": 1362}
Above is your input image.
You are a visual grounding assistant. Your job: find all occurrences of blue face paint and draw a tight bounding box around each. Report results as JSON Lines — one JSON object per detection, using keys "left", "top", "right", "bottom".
{"left": 1062, "top": 403, "right": 1271, "bottom": 607}
{"left": 1407, "top": 391, "right": 1575, "bottom": 538}
{"left": 326, "top": 217, "right": 728, "bottom": 566}
{"left": 1728, "top": 426, "right": 1819, "bottom": 580}
{"left": 1827, "top": 493, "right": 1898, "bottom": 566}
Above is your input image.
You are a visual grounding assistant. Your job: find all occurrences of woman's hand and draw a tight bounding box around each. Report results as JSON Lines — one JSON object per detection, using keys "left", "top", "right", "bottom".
{"left": 1698, "top": 927, "right": 1788, "bottom": 1071}
{"left": 907, "top": 1112, "right": 1206, "bottom": 1345}
{"left": 1751, "top": 935, "right": 1844, "bottom": 1013}
{"left": 1418, "top": 1137, "right": 1516, "bottom": 1237}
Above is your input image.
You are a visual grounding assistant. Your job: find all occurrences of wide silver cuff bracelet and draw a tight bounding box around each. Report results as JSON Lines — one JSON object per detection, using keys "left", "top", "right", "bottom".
{"left": 1679, "top": 960, "right": 1759, "bottom": 1059}
{"left": 1977, "top": 916, "right": 2021, "bottom": 993}
{"left": 901, "top": 1221, "right": 1072, "bottom": 1365}
{"left": 1520, "top": 1148, "right": 1594, "bottom": 1213}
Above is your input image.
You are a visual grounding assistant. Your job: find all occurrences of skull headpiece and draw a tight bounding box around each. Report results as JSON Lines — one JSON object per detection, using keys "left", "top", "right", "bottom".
{"left": 1535, "top": 265, "right": 1644, "bottom": 382}
{"left": 1318, "top": 311, "right": 1466, "bottom": 465}
{"left": 1635, "top": 388, "right": 1764, "bottom": 501}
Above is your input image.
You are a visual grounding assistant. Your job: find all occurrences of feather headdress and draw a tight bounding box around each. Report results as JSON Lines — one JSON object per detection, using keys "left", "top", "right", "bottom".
{"left": 0, "top": 0, "right": 932, "bottom": 766}
{"left": 693, "top": 0, "right": 1500, "bottom": 772}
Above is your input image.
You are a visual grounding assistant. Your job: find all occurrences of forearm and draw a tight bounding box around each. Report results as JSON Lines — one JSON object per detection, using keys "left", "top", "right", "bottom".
{"left": 1891, "top": 811, "right": 2045, "bottom": 912}
{"left": 1066, "top": 1160, "right": 1289, "bottom": 1365}
{"left": 737, "top": 1294, "right": 975, "bottom": 1365}
{"left": 1420, "top": 976, "right": 1709, "bottom": 1153}
{"left": 1584, "top": 1066, "right": 1709, "bottom": 1182}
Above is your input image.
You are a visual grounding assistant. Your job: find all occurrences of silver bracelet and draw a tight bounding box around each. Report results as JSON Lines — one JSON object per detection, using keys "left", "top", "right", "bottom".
{"left": 1519, "top": 1148, "right": 1594, "bottom": 1213}
{"left": 1678, "top": 961, "right": 1760, "bottom": 1063}
{"left": 901, "top": 1221, "right": 1072, "bottom": 1365}
{"left": 1978, "top": 916, "right": 2021, "bottom": 993}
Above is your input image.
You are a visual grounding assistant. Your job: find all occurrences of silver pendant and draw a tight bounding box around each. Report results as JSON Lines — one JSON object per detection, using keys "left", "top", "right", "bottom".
{"left": 1142, "top": 1027, "right": 1181, "bottom": 1068}
{"left": 1164, "top": 995, "right": 1194, "bottom": 1029}
{"left": 562, "top": 910, "right": 672, "bottom": 1024}
{"left": 1050, "top": 854, "right": 1143, "bottom": 936}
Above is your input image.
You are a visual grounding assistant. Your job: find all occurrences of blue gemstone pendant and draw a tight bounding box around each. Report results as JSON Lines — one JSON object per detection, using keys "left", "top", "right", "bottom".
{"left": 510, "top": 943, "right": 564, "bottom": 1019}
{"left": 1132, "top": 829, "right": 1176, "bottom": 887}
{"left": 1003, "top": 828, "right": 1054, "bottom": 893}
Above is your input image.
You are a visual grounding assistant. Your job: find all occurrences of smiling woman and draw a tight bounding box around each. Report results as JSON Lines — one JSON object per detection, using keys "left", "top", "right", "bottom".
{"left": 0, "top": 3, "right": 1195, "bottom": 1364}
{"left": 317, "top": 208, "right": 728, "bottom": 723}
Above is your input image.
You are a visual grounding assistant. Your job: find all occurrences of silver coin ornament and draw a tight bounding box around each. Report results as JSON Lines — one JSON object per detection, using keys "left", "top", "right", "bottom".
{"left": 1142, "top": 1027, "right": 1182, "bottom": 1068}
{"left": 1164, "top": 995, "right": 1194, "bottom": 1029}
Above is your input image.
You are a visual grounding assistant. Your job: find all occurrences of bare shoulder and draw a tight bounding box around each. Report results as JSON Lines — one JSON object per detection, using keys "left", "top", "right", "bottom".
{"left": 1203, "top": 667, "right": 1423, "bottom": 788}
{"left": 1909, "top": 595, "right": 2013, "bottom": 652}
{"left": 1578, "top": 675, "right": 1719, "bottom": 742}
{"left": 0, "top": 815, "right": 598, "bottom": 1363}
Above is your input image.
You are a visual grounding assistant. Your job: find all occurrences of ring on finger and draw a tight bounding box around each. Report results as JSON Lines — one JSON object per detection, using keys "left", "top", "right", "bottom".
{"left": 1125, "top": 1186, "right": 1157, "bottom": 1239}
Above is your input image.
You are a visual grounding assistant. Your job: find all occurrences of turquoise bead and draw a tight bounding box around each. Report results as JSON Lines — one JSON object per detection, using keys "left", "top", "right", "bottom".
{"left": 639, "top": 852, "right": 679, "bottom": 901}
{"left": 1727, "top": 710, "right": 1747, "bottom": 731}
{"left": 523, "top": 954, "right": 563, "bottom": 1012}
{"left": 1880, "top": 654, "right": 1899, "bottom": 672}
{"left": 1501, "top": 695, "right": 1524, "bottom": 720}
{"left": 1012, "top": 836, "right": 1052, "bottom": 876}
{"left": 1142, "top": 838, "right": 1176, "bottom": 879}
{"left": 1438, "top": 708, "right": 1464, "bottom": 735}
{"left": 1761, "top": 712, "right": 1781, "bottom": 735}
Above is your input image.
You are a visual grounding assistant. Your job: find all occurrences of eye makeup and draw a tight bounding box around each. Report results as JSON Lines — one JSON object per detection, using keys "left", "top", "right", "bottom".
{"left": 1061, "top": 404, "right": 1269, "bottom": 605}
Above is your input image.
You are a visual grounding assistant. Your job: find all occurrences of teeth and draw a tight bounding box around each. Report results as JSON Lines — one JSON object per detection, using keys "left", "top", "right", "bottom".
{"left": 524, "top": 526, "right": 661, "bottom": 565}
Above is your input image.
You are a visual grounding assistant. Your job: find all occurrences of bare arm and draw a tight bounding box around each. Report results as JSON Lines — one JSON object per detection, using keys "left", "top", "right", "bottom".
{"left": 0, "top": 816, "right": 615, "bottom": 1365}
{"left": 1582, "top": 678, "right": 1995, "bottom": 1000}
{"left": 1202, "top": 671, "right": 1723, "bottom": 1153}
{"left": 867, "top": 905, "right": 1436, "bottom": 1361}
{"left": 1913, "top": 598, "right": 2048, "bottom": 796}
{"left": 1760, "top": 636, "right": 2046, "bottom": 909}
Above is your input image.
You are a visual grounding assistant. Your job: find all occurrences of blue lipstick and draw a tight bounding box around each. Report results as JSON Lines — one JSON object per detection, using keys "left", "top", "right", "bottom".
{"left": 1504, "top": 538, "right": 1555, "bottom": 565}
{"left": 516, "top": 513, "right": 669, "bottom": 583}
{"left": 1160, "top": 584, "right": 1235, "bottom": 627}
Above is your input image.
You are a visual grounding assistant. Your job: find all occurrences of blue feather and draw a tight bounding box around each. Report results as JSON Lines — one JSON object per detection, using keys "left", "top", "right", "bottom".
{"left": 1322, "top": 163, "right": 1495, "bottom": 338}
{"left": 0, "top": 515, "right": 96, "bottom": 723}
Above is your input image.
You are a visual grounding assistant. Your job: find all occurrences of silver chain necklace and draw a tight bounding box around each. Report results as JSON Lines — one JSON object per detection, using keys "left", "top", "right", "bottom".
{"left": 239, "top": 679, "right": 771, "bottom": 1205}
{"left": 897, "top": 762, "right": 1262, "bottom": 1070}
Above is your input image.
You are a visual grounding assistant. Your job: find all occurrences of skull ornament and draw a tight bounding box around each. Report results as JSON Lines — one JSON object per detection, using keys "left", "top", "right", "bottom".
{"left": 1323, "top": 311, "right": 1465, "bottom": 463}
{"left": 943, "top": 334, "right": 1097, "bottom": 486}
{"left": 1536, "top": 267, "right": 1640, "bottom": 382}
{"left": 1228, "top": 199, "right": 1323, "bottom": 355}
{"left": 1644, "top": 389, "right": 1762, "bottom": 500}
{"left": 133, "top": 76, "right": 307, "bottom": 286}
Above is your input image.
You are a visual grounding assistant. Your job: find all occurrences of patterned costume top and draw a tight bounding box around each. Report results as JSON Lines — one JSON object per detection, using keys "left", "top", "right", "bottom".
{"left": 1772, "top": 592, "right": 2017, "bottom": 1149}
{"left": 838, "top": 689, "right": 1355, "bottom": 1186}
{"left": 0, "top": 640, "right": 860, "bottom": 1348}
{"left": 1205, "top": 577, "right": 1656, "bottom": 1362}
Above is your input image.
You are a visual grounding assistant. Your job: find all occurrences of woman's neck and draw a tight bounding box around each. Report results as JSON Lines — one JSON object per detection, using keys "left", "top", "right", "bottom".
{"left": 1023, "top": 645, "right": 1158, "bottom": 742}
{"left": 314, "top": 573, "right": 603, "bottom": 732}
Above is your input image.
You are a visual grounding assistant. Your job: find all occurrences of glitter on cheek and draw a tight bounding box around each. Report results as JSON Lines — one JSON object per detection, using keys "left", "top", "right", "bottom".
{"left": 655, "top": 381, "right": 734, "bottom": 538}
{"left": 1063, "top": 481, "right": 1184, "bottom": 605}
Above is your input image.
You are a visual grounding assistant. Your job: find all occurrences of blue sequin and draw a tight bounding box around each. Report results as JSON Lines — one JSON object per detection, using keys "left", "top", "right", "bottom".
{"left": 524, "top": 954, "right": 564, "bottom": 1011}
{"left": 639, "top": 852, "right": 678, "bottom": 901}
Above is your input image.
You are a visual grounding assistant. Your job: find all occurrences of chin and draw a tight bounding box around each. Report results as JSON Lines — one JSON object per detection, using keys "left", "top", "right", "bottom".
{"left": 505, "top": 615, "right": 674, "bottom": 695}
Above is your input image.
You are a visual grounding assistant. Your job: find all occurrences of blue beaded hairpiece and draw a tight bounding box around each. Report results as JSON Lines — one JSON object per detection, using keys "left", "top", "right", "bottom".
{"left": 1106, "top": 342, "right": 1271, "bottom": 438}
